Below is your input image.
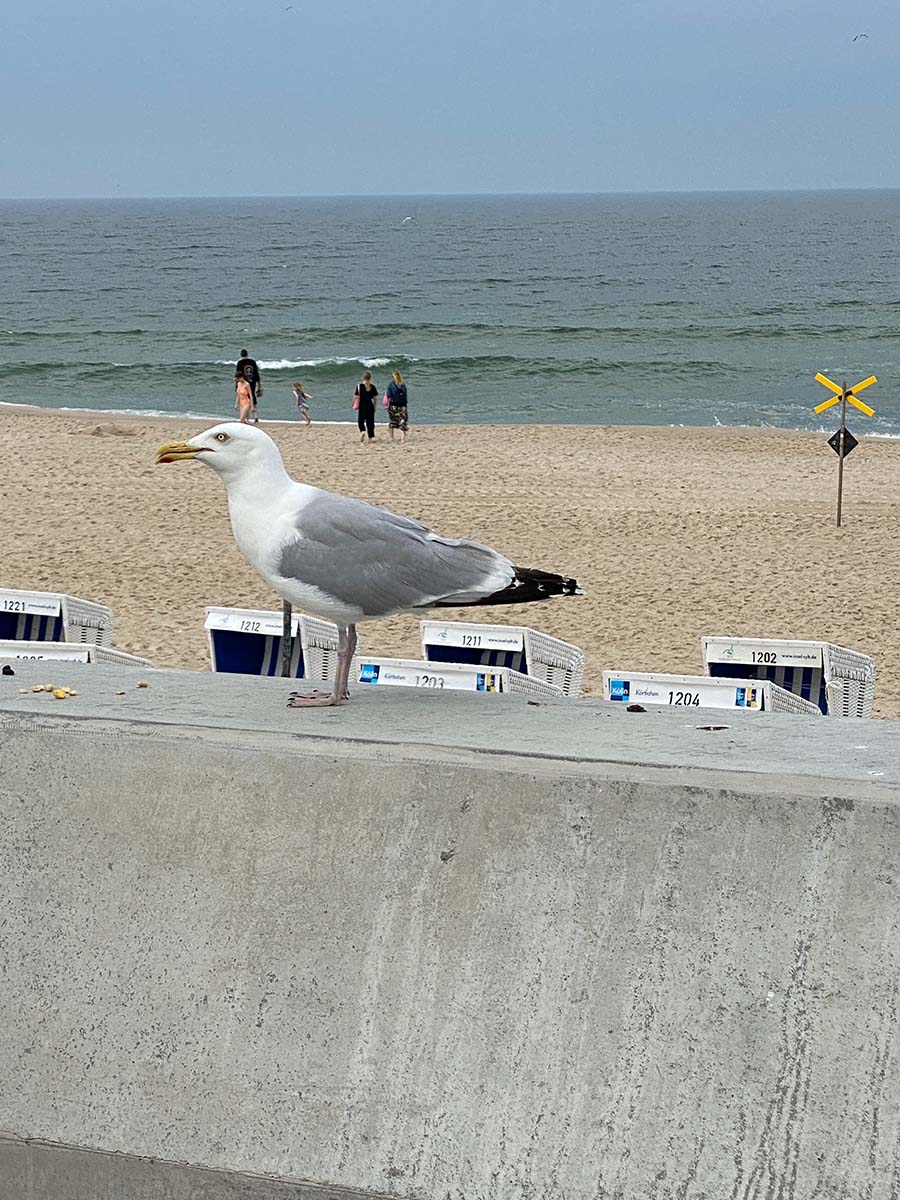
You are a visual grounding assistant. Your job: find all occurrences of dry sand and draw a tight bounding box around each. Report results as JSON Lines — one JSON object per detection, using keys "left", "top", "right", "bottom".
{"left": 3, "top": 406, "right": 899, "bottom": 715}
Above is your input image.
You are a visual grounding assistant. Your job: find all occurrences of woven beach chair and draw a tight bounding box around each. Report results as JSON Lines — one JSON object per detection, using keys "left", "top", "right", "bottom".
{"left": 419, "top": 620, "right": 584, "bottom": 697}
{"left": 700, "top": 636, "right": 876, "bottom": 718}
{"left": 0, "top": 588, "right": 113, "bottom": 647}
{"left": 0, "top": 640, "right": 152, "bottom": 668}
{"left": 204, "top": 606, "right": 341, "bottom": 682}
{"left": 356, "top": 656, "right": 564, "bottom": 699}
{"left": 602, "top": 669, "right": 821, "bottom": 716}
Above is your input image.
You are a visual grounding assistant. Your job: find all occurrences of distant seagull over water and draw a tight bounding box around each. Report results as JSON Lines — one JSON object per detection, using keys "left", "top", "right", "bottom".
{"left": 852, "top": 32, "right": 868, "bottom": 40}
{"left": 401, "top": 215, "right": 414, "bottom": 223}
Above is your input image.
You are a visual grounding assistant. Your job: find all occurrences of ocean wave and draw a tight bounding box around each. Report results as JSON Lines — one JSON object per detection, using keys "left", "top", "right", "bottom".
{"left": 250, "top": 356, "right": 406, "bottom": 370}
{"left": 4, "top": 353, "right": 747, "bottom": 384}
{"left": 6, "top": 355, "right": 417, "bottom": 374}
{"left": 717, "top": 324, "right": 893, "bottom": 339}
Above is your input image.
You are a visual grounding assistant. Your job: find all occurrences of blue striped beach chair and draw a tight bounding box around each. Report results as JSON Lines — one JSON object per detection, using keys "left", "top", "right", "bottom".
{"left": 0, "top": 589, "right": 113, "bottom": 647}
{"left": 420, "top": 620, "right": 585, "bottom": 697}
{"left": 701, "top": 637, "right": 876, "bottom": 718}
{"left": 0, "top": 640, "right": 152, "bottom": 668}
{"left": 602, "top": 670, "right": 821, "bottom": 716}
{"left": 204, "top": 607, "right": 340, "bottom": 682}
{"left": 356, "top": 656, "right": 564, "bottom": 698}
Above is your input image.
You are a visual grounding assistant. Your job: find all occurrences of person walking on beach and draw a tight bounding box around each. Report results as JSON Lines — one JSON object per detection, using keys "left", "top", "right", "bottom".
{"left": 235, "top": 375, "right": 253, "bottom": 423}
{"left": 354, "top": 370, "right": 378, "bottom": 444}
{"left": 386, "top": 369, "right": 409, "bottom": 444}
{"left": 235, "top": 349, "right": 262, "bottom": 424}
{"left": 292, "top": 382, "right": 313, "bottom": 426}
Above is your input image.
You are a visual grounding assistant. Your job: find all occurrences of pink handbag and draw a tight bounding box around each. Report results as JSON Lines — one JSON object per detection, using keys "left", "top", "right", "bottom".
{"left": 382, "top": 392, "right": 390, "bottom": 409}
{"left": 352, "top": 393, "right": 360, "bottom": 410}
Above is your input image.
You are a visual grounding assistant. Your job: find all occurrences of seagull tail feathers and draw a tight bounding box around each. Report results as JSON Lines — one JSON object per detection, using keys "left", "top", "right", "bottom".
{"left": 432, "top": 565, "right": 582, "bottom": 608}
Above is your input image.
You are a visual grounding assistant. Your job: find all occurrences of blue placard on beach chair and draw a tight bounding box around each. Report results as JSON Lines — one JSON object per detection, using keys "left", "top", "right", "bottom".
{"left": 204, "top": 607, "right": 340, "bottom": 682}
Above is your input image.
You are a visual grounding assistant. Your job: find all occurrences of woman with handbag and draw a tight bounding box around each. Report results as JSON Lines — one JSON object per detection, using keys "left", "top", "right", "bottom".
{"left": 386, "top": 369, "right": 409, "bottom": 444}
{"left": 354, "top": 370, "right": 378, "bottom": 444}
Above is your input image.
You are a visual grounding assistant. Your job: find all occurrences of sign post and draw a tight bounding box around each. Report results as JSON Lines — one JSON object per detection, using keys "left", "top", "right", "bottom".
{"left": 813, "top": 372, "right": 876, "bottom": 528}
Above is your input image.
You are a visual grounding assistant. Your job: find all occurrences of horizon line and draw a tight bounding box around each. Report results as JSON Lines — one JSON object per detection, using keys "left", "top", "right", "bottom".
{"left": 2, "top": 185, "right": 900, "bottom": 203}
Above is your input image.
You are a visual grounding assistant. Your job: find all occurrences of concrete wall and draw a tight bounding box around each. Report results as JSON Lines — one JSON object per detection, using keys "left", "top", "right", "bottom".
{"left": 0, "top": 1136, "right": 373, "bottom": 1199}
{"left": 4, "top": 664, "right": 900, "bottom": 1199}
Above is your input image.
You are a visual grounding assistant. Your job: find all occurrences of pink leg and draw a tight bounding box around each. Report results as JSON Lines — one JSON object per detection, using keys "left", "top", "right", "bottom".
{"left": 336, "top": 624, "right": 357, "bottom": 699}
{"left": 287, "top": 624, "right": 357, "bottom": 708}
{"left": 286, "top": 689, "right": 339, "bottom": 708}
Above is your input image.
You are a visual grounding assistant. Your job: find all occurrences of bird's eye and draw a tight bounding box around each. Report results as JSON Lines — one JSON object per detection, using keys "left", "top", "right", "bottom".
{"left": 215, "top": 433, "right": 229, "bottom": 443}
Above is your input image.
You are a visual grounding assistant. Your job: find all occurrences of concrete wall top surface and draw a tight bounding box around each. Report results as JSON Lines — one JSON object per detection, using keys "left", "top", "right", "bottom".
{"left": 1, "top": 659, "right": 899, "bottom": 797}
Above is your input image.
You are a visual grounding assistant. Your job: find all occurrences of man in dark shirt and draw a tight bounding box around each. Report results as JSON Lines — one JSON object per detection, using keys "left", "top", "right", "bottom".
{"left": 234, "top": 349, "right": 262, "bottom": 424}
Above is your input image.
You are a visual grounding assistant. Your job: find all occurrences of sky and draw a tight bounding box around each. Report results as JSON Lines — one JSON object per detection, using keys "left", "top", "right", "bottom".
{"left": 3, "top": 0, "right": 900, "bottom": 198}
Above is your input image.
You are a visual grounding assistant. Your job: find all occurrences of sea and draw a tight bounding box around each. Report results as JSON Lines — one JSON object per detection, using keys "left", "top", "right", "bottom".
{"left": 2, "top": 190, "right": 899, "bottom": 432}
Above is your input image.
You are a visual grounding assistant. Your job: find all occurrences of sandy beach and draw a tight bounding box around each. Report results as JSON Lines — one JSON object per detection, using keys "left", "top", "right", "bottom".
{"left": 3, "top": 405, "right": 899, "bottom": 716}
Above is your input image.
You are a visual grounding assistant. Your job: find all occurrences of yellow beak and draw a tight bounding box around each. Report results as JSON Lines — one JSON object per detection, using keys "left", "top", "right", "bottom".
{"left": 156, "top": 441, "right": 200, "bottom": 464}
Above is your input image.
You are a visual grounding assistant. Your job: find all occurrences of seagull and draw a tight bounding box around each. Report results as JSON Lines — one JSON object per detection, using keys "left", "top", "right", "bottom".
{"left": 156, "top": 423, "right": 580, "bottom": 707}
{"left": 852, "top": 32, "right": 868, "bottom": 40}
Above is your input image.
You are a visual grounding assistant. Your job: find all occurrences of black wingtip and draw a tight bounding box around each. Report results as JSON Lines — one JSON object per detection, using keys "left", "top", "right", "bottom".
{"left": 431, "top": 566, "right": 582, "bottom": 608}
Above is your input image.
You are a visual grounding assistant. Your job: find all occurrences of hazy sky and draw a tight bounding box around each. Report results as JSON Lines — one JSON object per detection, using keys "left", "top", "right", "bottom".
{"left": 3, "top": 0, "right": 899, "bottom": 197}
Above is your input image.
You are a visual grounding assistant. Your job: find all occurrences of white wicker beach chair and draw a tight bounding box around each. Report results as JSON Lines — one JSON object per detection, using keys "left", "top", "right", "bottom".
{"left": 204, "top": 606, "right": 340, "bottom": 682}
{"left": 0, "top": 640, "right": 152, "bottom": 668}
{"left": 420, "top": 620, "right": 585, "bottom": 697}
{"left": 602, "top": 670, "right": 821, "bottom": 716}
{"left": 700, "top": 636, "right": 876, "bottom": 718}
{"left": 0, "top": 588, "right": 113, "bottom": 647}
{"left": 356, "top": 656, "right": 564, "bottom": 699}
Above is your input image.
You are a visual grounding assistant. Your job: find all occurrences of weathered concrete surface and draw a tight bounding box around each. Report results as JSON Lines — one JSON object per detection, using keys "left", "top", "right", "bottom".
{"left": 3, "top": 658, "right": 900, "bottom": 786}
{"left": 0, "top": 1134, "right": 378, "bottom": 1199}
{"left": 3, "top": 662, "right": 900, "bottom": 1199}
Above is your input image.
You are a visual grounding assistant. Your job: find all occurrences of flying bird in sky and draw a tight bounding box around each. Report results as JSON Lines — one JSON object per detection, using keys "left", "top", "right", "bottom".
{"left": 852, "top": 32, "right": 868, "bottom": 41}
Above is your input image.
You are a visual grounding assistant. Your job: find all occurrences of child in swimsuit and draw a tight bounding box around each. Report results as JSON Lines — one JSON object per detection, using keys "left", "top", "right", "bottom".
{"left": 292, "top": 382, "right": 312, "bottom": 426}
{"left": 235, "top": 377, "right": 253, "bottom": 423}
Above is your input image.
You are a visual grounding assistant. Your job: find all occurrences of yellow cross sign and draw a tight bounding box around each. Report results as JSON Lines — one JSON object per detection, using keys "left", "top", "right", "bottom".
{"left": 814, "top": 372, "right": 877, "bottom": 417}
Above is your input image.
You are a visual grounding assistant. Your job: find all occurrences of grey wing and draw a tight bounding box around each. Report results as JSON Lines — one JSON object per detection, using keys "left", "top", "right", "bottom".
{"left": 278, "top": 491, "right": 514, "bottom": 618}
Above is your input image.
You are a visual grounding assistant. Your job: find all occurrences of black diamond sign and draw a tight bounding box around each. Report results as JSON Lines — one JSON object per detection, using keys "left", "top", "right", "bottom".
{"left": 828, "top": 428, "right": 858, "bottom": 458}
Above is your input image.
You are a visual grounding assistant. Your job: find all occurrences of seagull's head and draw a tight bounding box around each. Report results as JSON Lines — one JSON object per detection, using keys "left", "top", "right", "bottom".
{"left": 155, "top": 422, "right": 284, "bottom": 481}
